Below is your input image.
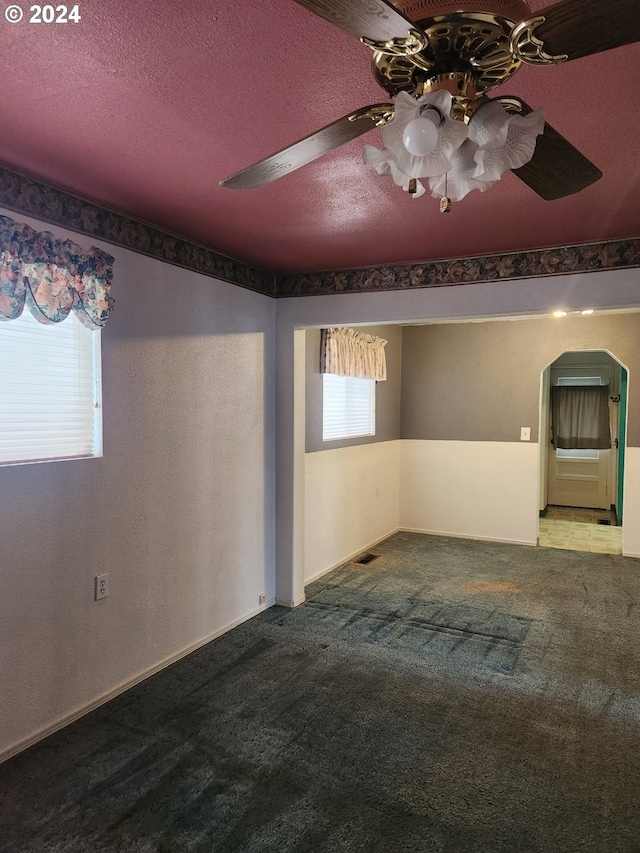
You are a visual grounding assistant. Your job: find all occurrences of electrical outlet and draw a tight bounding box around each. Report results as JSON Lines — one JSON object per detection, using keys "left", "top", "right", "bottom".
{"left": 95, "top": 573, "right": 109, "bottom": 601}
{"left": 259, "top": 593, "right": 266, "bottom": 605}
{"left": 520, "top": 427, "right": 531, "bottom": 441}
{"left": 375, "top": 487, "right": 380, "bottom": 500}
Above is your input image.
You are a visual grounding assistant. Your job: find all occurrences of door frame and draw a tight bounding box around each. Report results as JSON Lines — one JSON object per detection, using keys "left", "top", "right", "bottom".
{"left": 537, "top": 348, "right": 629, "bottom": 531}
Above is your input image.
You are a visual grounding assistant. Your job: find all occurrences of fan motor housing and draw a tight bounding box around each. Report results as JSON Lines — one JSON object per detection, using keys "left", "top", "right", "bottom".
{"left": 372, "top": 10, "right": 524, "bottom": 102}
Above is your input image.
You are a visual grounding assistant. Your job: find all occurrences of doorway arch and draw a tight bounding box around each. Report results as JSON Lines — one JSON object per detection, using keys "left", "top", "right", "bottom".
{"left": 538, "top": 348, "right": 629, "bottom": 551}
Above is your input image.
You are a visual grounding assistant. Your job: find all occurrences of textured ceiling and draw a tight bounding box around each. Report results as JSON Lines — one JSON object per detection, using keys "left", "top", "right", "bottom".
{"left": 1, "top": 0, "right": 639, "bottom": 274}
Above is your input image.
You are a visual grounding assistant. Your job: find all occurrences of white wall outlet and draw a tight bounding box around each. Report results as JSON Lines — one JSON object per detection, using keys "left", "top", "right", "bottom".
{"left": 520, "top": 427, "right": 531, "bottom": 441}
{"left": 95, "top": 573, "right": 109, "bottom": 601}
{"left": 259, "top": 593, "right": 266, "bottom": 605}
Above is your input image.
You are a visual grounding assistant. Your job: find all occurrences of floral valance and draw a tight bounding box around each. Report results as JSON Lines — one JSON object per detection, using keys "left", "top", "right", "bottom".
{"left": 320, "top": 327, "right": 387, "bottom": 381}
{"left": 0, "top": 215, "right": 114, "bottom": 328}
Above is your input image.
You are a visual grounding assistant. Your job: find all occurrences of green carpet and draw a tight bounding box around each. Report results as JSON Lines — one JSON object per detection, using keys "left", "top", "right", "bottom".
{"left": 2, "top": 532, "right": 639, "bottom": 852}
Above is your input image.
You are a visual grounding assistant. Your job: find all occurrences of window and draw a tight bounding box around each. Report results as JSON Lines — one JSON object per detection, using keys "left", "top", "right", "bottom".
{"left": 556, "top": 376, "right": 604, "bottom": 386}
{"left": 556, "top": 448, "right": 600, "bottom": 460}
{"left": 0, "top": 310, "right": 102, "bottom": 466}
{"left": 322, "top": 374, "right": 375, "bottom": 441}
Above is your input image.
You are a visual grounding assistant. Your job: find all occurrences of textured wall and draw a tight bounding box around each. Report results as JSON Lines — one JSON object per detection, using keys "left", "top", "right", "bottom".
{"left": 401, "top": 314, "right": 640, "bottom": 446}
{"left": 305, "top": 325, "right": 402, "bottom": 453}
{"left": 0, "top": 209, "right": 276, "bottom": 757}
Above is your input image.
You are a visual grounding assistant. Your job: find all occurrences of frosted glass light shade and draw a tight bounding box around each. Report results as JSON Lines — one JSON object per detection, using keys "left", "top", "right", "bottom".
{"left": 381, "top": 91, "right": 467, "bottom": 178}
{"left": 469, "top": 101, "right": 545, "bottom": 182}
{"left": 428, "top": 140, "right": 498, "bottom": 201}
{"left": 363, "top": 145, "right": 426, "bottom": 197}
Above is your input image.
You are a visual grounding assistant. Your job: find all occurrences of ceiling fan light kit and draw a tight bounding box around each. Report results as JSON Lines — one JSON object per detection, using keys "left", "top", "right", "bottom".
{"left": 363, "top": 89, "right": 545, "bottom": 204}
{"left": 220, "top": 0, "right": 638, "bottom": 209}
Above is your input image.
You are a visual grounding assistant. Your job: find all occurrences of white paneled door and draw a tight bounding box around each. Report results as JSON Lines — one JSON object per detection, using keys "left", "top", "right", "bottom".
{"left": 548, "top": 447, "right": 610, "bottom": 508}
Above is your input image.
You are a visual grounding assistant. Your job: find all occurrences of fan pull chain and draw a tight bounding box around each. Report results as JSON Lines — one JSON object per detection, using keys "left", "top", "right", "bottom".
{"left": 440, "top": 173, "right": 451, "bottom": 213}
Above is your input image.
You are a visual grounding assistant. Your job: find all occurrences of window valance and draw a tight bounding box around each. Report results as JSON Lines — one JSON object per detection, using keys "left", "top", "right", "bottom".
{"left": 0, "top": 215, "right": 114, "bottom": 329}
{"left": 320, "top": 327, "right": 387, "bottom": 381}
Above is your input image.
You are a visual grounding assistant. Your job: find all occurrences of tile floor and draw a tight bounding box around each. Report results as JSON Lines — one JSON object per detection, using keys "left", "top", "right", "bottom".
{"left": 538, "top": 505, "right": 622, "bottom": 555}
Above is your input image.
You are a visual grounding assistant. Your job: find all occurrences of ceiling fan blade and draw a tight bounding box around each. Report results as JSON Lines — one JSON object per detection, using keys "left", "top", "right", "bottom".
{"left": 513, "top": 0, "right": 640, "bottom": 63}
{"left": 499, "top": 99, "right": 602, "bottom": 200}
{"left": 291, "top": 0, "right": 425, "bottom": 50}
{"left": 220, "top": 104, "right": 394, "bottom": 189}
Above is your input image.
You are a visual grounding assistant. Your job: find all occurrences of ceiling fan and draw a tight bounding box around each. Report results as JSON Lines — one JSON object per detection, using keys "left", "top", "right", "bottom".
{"left": 220, "top": 0, "right": 639, "bottom": 208}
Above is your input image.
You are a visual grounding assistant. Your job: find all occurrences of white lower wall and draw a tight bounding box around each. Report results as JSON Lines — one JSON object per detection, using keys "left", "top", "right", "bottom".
{"left": 400, "top": 440, "right": 540, "bottom": 545}
{"left": 304, "top": 440, "right": 401, "bottom": 582}
{"left": 304, "top": 439, "right": 640, "bottom": 577}
{"left": 623, "top": 447, "right": 640, "bottom": 558}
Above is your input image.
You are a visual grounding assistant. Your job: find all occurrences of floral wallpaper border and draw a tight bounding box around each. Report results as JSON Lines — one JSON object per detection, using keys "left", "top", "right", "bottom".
{"left": 276, "top": 239, "right": 640, "bottom": 297}
{"left": 1, "top": 165, "right": 638, "bottom": 300}
{"left": 0, "top": 166, "right": 275, "bottom": 297}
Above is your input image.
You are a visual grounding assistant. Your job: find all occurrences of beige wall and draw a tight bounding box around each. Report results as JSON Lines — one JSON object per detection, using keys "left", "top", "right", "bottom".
{"left": 305, "top": 325, "right": 402, "bottom": 453}
{"left": 401, "top": 314, "right": 640, "bottom": 446}
{"left": 0, "top": 209, "right": 276, "bottom": 758}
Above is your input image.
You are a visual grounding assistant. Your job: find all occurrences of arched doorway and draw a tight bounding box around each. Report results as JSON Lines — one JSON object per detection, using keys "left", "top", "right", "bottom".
{"left": 538, "top": 350, "right": 628, "bottom": 555}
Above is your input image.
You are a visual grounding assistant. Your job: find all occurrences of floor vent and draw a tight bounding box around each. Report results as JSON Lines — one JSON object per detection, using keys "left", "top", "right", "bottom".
{"left": 354, "top": 553, "right": 380, "bottom": 565}
{"left": 598, "top": 519, "right": 611, "bottom": 525}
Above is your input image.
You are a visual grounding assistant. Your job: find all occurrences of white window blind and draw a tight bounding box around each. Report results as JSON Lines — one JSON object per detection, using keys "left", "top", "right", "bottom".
{"left": 322, "top": 374, "right": 375, "bottom": 441}
{"left": 0, "top": 310, "right": 102, "bottom": 466}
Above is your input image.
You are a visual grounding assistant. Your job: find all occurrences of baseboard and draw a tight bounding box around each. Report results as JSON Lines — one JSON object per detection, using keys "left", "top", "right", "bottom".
{"left": 304, "top": 526, "right": 400, "bottom": 585}
{"left": 622, "top": 551, "right": 640, "bottom": 559}
{"left": 0, "top": 598, "right": 275, "bottom": 765}
{"left": 274, "top": 595, "right": 306, "bottom": 608}
{"left": 399, "top": 525, "right": 536, "bottom": 547}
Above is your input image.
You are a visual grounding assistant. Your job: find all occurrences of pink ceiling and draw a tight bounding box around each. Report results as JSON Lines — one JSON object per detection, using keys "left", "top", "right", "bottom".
{"left": 1, "top": 0, "right": 639, "bottom": 274}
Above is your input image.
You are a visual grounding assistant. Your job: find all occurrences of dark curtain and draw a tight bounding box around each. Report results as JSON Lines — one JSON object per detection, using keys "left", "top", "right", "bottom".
{"left": 551, "top": 385, "right": 610, "bottom": 449}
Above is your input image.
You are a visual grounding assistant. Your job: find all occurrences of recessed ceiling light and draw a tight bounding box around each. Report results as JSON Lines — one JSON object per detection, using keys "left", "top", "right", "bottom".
{"left": 581, "top": 309, "right": 594, "bottom": 315}
{"left": 553, "top": 311, "right": 567, "bottom": 318}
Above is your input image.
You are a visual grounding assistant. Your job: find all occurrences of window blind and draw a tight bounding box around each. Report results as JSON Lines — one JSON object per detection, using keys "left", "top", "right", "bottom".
{"left": 0, "top": 310, "right": 102, "bottom": 465}
{"left": 322, "top": 374, "right": 375, "bottom": 441}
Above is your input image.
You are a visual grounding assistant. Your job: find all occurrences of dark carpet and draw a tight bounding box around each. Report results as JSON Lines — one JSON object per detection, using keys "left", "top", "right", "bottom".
{"left": 2, "top": 532, "right": 639, "bottom": 852}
